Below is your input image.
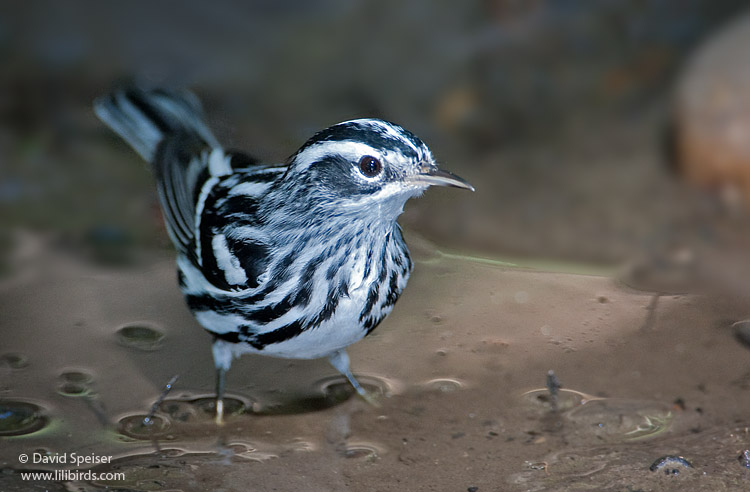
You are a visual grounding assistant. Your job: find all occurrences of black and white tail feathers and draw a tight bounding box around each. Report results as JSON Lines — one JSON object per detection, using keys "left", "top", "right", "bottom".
{"left": 94, "top": 88, "right": 228, "bottom": 258}
{"left": 94, "top": 88, "right": 218, "bottom": 161}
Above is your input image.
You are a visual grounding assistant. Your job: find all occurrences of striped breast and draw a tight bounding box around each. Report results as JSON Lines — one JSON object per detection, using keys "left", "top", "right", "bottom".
{"left": 178, "top": 162, "right": 414, "bottom": 357}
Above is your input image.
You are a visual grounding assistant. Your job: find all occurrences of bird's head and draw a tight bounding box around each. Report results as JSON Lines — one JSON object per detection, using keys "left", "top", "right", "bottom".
{"left": 283, "top": 119, "right": 473, "bottom": 218}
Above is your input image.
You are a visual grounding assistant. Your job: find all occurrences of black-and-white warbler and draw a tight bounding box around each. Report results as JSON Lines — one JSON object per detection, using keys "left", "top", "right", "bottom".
{"left": 94, "top": 88, "right": 473, "bottom": 423}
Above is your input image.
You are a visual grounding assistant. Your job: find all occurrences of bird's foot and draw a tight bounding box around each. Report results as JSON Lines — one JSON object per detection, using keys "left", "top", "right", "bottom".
{"left": 328, "top": 349, "right": 381, "bottom": 406}
{"left": 215, "top": 397, "right": 224, "bottom": 426}
{"left": 355, "top": 386, "right": 382, "bottom": 407}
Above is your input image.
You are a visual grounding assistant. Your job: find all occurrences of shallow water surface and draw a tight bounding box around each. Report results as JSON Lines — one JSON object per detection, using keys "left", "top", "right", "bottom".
{"left": 1, "top": 234, "right": 750, "bottom": 491}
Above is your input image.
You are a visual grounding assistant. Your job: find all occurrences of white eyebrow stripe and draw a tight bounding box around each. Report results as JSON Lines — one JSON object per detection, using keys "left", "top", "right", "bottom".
{"left": 291, "top": 141, "right": 381, "bottom": 170}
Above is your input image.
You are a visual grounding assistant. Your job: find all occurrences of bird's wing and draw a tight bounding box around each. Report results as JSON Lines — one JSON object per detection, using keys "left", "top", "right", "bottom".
{"left": 95, "top": 88, "right": 224, "bottom": 264}
{"left": 153, "top": 135, "right": 216, "bottom": 263}
{"left": 194, "top": 159, "right": 287, "bottom": 291}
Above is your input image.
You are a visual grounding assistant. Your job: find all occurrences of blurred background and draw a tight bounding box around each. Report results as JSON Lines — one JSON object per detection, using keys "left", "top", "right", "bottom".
{"left": 5, "top": 3, "right": 750, "bottom": 489}
{"left": 2, "top": 0, "right": 750, "bottom": 291}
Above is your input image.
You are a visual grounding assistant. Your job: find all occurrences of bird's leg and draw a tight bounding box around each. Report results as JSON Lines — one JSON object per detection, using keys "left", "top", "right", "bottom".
{"left": 328, "top": 349, "right": 379, "bottom": 405}
{"left": 212, "top": 340, "right": 233, "bottom": 425}
{"left": 215, "top": 366, "right": 226, "bottom": 426}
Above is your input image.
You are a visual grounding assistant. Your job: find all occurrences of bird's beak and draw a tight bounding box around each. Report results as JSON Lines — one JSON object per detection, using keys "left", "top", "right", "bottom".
{"left": 412, "top": 164, "right": 475, "bottom": 191}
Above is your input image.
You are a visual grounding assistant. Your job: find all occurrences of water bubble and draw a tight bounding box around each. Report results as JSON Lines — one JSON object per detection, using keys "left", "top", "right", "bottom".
{"left": 60, "top": 370, "right": 93, "bottom": 383}
{"left": 116, "top": 323, "right": 165, "bottom": 351}
{"left": 57, "top": 382, "right": 90, "bottom": 397}
{"left": 225, "top": 442, "right": 257, "bottom": 455}
{"left": 56, "top": 370, "right": 94, "bottom": 397}
{"left": 0, "top": 400, "right": 48, "bottom": 436}
{"left": 0, "top": 353, "right": 29, "bottom": 369}
{"left": 567, "top": 399, "right": 674, "bottom": 441}
{"left": 117, "top": 414, "right": 170, "bottom": 439}
{"left": 423, "top": 378, "right": 465, "bottom": 392}
{"left": 341, "top": 443, "right": 381, "bottom": 459}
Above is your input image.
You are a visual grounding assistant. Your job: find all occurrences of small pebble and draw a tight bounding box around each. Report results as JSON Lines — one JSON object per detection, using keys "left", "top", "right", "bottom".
{"left": 672, "top": 398, "right": 686, "bottom": 411}
{"left": 467, "top": 487, "right": 478, "bottom": 492}
{"left": 649, "top": 455, "right": 692, "bottom": 472}
{"left": 738, "top": 449, "right": 750, "bottom": 469}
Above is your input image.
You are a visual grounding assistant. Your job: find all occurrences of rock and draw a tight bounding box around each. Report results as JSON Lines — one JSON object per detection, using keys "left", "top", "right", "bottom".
{"left": 675, "top": 12, "right": 750, "bottom": 206}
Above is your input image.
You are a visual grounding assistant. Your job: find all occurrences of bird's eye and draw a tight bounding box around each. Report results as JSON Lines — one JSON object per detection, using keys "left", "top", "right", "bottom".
{"left": 357, "top": 155, "right": 383, "bottom": 178}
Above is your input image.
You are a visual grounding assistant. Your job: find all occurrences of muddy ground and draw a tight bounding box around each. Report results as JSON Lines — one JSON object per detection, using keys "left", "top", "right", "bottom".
{"left": 2, "top": 229, "right": 750, "bottom": 491}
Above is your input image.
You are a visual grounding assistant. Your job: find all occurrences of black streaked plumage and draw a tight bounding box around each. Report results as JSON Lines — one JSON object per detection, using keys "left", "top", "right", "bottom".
{"left": 94, "top": 87, "right": 473, "bottom": 423}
